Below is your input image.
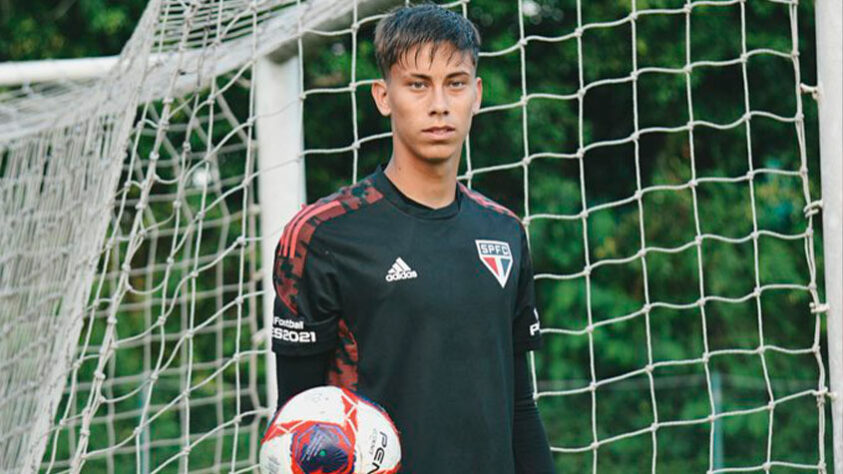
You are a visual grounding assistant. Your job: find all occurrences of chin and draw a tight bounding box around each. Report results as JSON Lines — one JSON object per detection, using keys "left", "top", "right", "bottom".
{"left": 417, "top": 145, "right": 460, "bottom": 163}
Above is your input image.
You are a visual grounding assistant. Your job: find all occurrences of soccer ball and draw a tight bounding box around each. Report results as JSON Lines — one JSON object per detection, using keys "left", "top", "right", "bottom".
{"left": 260, "top": 386, "right": 402, "bottom": 474}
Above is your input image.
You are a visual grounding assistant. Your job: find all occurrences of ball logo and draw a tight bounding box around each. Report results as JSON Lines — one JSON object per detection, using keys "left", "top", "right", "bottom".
{"left": 366, "top": 432, "right": 389, "bottom": 474}
{"left": 290, "top": 422, "right": 354, "bottom": 474}
{"left": 475, "top": 239, "right": 513, "bottom": 288}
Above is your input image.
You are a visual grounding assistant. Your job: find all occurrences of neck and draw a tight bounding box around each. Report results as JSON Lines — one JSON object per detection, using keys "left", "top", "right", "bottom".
{"left": 383, "top": 153, "right": 459, "bottom": 210}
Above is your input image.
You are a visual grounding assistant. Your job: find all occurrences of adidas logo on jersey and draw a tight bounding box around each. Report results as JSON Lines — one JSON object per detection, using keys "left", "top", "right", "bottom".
{"left": 385, "top": 257, "right": 418, "bottom": 282}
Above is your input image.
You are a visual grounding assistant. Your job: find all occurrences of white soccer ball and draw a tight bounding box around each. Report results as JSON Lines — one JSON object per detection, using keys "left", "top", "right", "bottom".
{"left": 260, "top": 386, "right": 402, "bottom": 474}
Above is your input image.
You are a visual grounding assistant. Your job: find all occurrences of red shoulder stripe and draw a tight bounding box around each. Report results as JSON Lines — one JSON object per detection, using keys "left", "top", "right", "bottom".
{"left": 280, "top": 202, "right": 314, "bottom": 258}
{"left": 458, "top": 182, "right": 521, "bottom": 221}
{"left": 286, "top": 200, "right": 342, "bottom": 258}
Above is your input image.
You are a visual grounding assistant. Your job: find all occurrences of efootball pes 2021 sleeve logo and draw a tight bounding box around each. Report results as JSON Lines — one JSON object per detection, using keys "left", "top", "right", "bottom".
{"left": 475, "top": 239, "right": 513, "bottom": 288}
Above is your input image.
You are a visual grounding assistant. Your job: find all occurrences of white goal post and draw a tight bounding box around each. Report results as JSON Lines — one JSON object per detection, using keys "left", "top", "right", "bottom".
{"left": 814, "top": 0, "right": 842, "bottom": 469}
{"left": 0, "top": 0, "right": 840, "bottom": 472}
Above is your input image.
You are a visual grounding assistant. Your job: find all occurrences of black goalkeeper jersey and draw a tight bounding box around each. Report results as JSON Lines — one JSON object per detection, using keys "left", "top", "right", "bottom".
{"left": 271, "top": 163, "right": 543, "bottom": 473}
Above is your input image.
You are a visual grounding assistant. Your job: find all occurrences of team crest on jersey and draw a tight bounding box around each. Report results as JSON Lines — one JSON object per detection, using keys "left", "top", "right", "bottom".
{"left": 475, "top": 239, "right": 513, "bottom": 288}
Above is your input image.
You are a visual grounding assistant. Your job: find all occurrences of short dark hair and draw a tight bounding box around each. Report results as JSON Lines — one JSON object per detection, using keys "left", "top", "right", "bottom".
{"left": 374, "top": 3, "right": 481, "bottom": 80}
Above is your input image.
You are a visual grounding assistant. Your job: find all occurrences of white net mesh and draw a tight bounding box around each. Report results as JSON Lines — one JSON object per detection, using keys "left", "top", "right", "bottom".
{"left": 0, "top": 0, "right": 834, "bottom": 472}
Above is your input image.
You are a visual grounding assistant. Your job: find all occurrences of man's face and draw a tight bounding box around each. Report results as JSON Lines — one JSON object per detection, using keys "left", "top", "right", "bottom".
{"left": 371, "top": 42, "right": 483, "bottom": 165}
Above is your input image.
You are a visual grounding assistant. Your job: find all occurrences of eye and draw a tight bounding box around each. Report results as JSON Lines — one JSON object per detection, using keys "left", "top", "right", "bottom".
{"left": 450, "top": 80, "right": 466, "bottom": 88}
{"left": 409, "top": 81, "right": 426, "bottom": 90}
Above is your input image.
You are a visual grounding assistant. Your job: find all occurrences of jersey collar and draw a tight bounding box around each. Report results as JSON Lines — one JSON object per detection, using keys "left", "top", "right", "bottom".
{"left": 371, "top": 163, "right": 462, "bottom": 220}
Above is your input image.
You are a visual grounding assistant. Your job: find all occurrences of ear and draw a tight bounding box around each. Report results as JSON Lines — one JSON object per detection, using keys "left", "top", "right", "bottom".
{"left": 371, "top": 79, "right": 391, "bottom": 117}
{"left": 472, "top": 76, "right": 483, "bottom": 115}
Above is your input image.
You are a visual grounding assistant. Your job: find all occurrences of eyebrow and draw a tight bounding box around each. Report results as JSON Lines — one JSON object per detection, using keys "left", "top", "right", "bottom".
{"left": 405, "top": 70, "right": 472, "bottom": 80}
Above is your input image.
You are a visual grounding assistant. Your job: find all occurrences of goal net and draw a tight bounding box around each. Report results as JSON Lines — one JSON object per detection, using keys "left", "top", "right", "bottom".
{"left": 0, "top": 0, "right": 837, "bottom": 472}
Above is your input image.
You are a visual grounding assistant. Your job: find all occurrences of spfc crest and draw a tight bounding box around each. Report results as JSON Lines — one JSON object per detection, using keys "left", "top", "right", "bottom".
{"left": 475, "top": 239, "right": 513, "bottom": 288}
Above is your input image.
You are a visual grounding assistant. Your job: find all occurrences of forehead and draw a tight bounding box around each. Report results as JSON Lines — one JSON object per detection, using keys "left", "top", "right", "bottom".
{"left": 390, "top": 42, "right": 475, "bottom": 77}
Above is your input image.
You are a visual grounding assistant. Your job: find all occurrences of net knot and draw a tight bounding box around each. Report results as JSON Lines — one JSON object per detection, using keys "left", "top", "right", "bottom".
{"left": 799, "top": 84, "right": 818, "bottom": 100}
{"left": 803, "top": 200, "right": 822, "bottom": 217}
{"left": 809, "top": 302, "right": 828, "bottom": 314}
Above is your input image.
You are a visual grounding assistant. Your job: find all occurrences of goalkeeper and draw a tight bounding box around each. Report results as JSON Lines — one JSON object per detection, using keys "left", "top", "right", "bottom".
{"left": 270, "top": 4, "right": 556, "bottom": 473}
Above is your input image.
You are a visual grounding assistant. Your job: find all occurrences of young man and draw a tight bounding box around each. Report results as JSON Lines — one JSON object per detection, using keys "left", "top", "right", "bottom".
{"left": 271, "top": 4, "right": 555, "bottom": 473}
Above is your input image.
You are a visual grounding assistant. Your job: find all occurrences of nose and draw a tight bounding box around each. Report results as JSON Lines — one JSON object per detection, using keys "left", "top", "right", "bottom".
{"left": 428, "top": 85, "right": 449, "bottom": 116}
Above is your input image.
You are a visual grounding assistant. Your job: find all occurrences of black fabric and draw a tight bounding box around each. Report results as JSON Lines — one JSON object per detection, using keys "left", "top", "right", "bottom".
{"left": 271, "top": 163, "right": 546, "bottom": 473}
{"left": 270, "top": 240, "right": 342, "bottom": 356}
{"left": 274, "top": 351, "right": 331, "bottom": 410}
{"left": 513, "top": 352, "right": 557, "bottom": 474}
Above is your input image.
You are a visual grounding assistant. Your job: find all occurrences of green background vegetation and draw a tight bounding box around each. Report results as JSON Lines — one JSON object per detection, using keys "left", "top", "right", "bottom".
{"left": 1, "top": 0, "right": 832, "bottom": 472}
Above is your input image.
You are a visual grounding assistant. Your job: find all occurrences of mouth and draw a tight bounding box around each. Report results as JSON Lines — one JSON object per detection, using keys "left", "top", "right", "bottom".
{"left": 422, "top": 126, "right": 456, "bottom": 139}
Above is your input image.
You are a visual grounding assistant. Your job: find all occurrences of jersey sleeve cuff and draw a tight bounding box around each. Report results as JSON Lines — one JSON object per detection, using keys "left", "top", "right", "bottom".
{"left": 270, "top": 316, "right": 338, "bottom": 356}
{"left": 513, "top": 334, "right": 543, "bottom": 354}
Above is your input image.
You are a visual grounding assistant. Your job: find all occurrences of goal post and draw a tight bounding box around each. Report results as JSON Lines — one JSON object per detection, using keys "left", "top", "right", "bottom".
{"left": 815, "top": 0, "right": 843, "bottom": 470}
{"left": 254, "top": 55, "right": 306, "bottom": 414}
